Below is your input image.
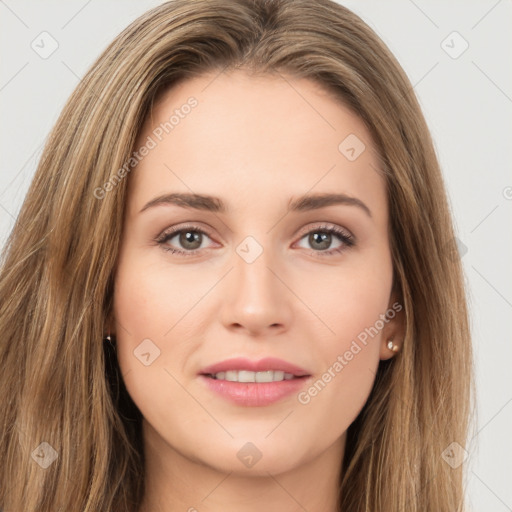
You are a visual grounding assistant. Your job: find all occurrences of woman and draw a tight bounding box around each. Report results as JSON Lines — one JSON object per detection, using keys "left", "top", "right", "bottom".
{"left": 0, "top": 0, "right": 474, "bottom": 510}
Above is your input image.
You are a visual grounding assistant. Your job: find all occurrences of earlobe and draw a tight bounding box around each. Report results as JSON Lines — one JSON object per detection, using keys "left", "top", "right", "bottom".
{"left": 379, "top": 293, "right": 406, "bottom": 360}
{"left": 380, "top": 337, "right": 401, "bottom": 360}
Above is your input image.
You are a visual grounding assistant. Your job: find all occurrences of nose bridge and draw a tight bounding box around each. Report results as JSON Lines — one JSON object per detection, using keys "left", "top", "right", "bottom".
{"left": 221, "top": 234, "right": 291, "bottom": 333}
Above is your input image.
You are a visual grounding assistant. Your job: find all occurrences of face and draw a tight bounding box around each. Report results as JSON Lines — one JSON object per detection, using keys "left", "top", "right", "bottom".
{"left": 113, "top": 70, "right": 402, "bottom": 477}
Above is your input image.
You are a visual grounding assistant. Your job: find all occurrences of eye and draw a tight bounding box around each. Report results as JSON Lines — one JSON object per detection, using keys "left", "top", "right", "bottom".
{"left": 155, "top": 223, "right": 355, "bottom": 257}
{"left": 295, "top": 224, "right": 355, "bottom": 256}
{"left": 155, "top": 224, "right": 215, "bottom": 256}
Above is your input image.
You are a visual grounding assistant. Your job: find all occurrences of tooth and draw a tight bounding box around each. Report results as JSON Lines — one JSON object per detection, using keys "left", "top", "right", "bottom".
{"left": 238, "top": 370, "right": 256, "bottom": 382}
{"left": 255, "top": 371, "right": 274, "bottom": 383}
{"left": 214, "top": 370, "right": 291, "bottom": 382}
{"left": 273, "top": 370, "right": 285, "bottom": 381}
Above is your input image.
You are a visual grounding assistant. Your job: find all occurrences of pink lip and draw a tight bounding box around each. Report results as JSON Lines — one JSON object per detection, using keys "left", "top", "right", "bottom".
{"left": 199, "top": 357, "right": 310, "bottom": 377}
{"left": 198, "top": 357, "right": 312, "bottom": 407}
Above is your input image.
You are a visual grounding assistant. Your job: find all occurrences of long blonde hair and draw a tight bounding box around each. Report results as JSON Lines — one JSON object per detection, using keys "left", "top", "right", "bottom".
{"left": 0, "top": 0, "right": 474, "bottom": 510}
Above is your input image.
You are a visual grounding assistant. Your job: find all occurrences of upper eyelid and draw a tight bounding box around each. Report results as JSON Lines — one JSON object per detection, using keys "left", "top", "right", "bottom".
{"left": 156, "top": 223, "right": 215, "bottom": 242}
{"left": 157, "top": 222, "right": 354, "bottom": 245}
{"left": 296, "top": 222, "right": 352, "bottom": 238}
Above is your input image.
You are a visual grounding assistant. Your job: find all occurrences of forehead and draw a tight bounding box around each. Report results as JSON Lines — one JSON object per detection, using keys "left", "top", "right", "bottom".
{"left": 128, "top": 70, "right": 386, "bottom": 220}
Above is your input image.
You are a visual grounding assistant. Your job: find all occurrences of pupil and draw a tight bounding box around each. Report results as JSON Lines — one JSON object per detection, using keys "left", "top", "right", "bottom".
{"left": 181, "top": 231, "right": 201, "bottom": 249}
{"left": 310, "top": 232, "right": 330, "bottom": 250}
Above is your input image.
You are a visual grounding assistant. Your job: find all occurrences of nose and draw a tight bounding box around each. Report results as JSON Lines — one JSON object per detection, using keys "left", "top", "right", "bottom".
{"left": 220, "top": 243, "right": 293, "bottom": 337}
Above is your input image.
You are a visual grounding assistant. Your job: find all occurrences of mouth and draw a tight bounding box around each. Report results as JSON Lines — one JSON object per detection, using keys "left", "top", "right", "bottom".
{"left": 199, "top": 356, "right": 311, "bottom": 381}
{"left": 203, "top": 370, "right": 309, "bottom": 383}
{"left": 198, "top": 357, "right": 312, "bottom": 406}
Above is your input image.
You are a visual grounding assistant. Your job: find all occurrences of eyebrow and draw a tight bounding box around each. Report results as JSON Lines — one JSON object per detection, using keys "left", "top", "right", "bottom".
{"left": 140, "top": 192, "right": 225, "bottom": 213}
{"left": 288, "top": 192, "right": 371, "bottom": 217}
{"left": 139, "top": 192, "right": 371, "bottom": 217}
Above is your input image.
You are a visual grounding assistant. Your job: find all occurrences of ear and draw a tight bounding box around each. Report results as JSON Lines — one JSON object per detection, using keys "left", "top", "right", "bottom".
{"left": 379, "top": 292, "right": 406, "bottom": 361}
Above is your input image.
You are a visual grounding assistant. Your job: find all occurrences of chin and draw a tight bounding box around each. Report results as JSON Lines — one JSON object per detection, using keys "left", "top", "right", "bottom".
{"left": 196, "top": 436, "right": 308, "bottom": 476}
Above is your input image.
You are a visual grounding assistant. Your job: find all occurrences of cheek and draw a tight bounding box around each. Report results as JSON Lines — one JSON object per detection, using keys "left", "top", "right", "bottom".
{"left": 113, "top": 267, "right": 165, "bottom": 338}
{"left": 292, "top": 273, "right": 392, "bottom": 443}
{"left": 294, "top": 250, "right": 393, "bottom": 402}
{"left": 113, "top": 250, "right": 206, "bottom": 340}
{"left": 300, "top": 247, "right": 393, "bottom": 351}
{"left": 111, "top": 250, "right": 199, "bottom": 387}
{"left": 112, "top": 252, "right": 204, "bottom": 423}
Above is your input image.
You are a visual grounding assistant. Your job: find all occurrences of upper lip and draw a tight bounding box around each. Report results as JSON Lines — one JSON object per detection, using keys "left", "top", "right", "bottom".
{"left": 200, "top": 357, "right": 311, "bottom": 377}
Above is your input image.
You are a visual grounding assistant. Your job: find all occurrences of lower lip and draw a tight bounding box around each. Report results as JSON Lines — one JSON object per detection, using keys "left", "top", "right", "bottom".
{"left": 199, "top": 375, "right": 311, "bottom": 407}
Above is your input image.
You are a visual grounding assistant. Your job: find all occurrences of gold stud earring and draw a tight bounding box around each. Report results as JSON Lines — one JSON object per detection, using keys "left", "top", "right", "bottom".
{"left": 387, "top": 339, "right": 400, "bottom": 353}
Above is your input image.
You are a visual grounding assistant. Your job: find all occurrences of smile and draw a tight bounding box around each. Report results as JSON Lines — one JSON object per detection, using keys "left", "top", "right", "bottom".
{"left": 208, "top": 370, "right": 297, "bottom": 382}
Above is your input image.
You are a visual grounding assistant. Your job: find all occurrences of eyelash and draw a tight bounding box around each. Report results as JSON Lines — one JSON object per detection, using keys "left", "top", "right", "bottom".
{"left": 154, "top": 223, "right": 355, "bottom": 258}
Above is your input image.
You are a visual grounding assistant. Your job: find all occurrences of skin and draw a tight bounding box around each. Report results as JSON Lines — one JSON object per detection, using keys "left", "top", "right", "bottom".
{"left": 112, "top": 70, "right": 404, "bottom": 512}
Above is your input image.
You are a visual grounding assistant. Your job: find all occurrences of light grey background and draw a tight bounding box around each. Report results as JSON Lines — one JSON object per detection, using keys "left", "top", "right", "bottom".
{"left": 1, "top": 1, "right": 511, "bottom": 510}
